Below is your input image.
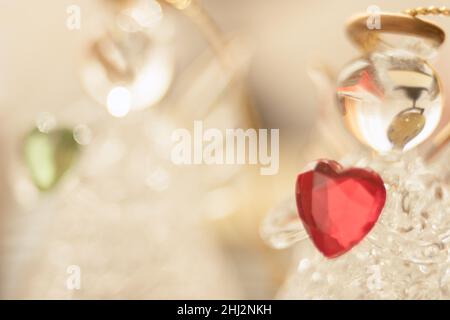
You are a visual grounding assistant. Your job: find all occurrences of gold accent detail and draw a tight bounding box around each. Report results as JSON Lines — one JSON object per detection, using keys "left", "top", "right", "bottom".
{"left": 405, "top": 6, "right": 450, "bottom": 17}
{"left": 346, "top": 13, "right": 445, "bottom": 52}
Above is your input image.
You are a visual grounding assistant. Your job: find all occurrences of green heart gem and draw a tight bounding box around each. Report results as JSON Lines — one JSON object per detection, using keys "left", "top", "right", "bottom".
{"left": 23, "top": 128, "right": 80, "bottom": 191}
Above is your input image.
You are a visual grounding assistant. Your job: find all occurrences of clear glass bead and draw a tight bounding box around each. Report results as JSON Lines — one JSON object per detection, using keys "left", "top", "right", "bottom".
{"left": 336, "top": 49, "right": 442, "bottom": 153}
{"left": 79, "top": 5, "right": 174, "bottom": 117}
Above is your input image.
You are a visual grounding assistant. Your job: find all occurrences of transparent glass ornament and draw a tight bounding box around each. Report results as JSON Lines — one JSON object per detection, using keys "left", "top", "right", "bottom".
{"left": 336, "top": 49, "right": 443, "bottom": 153}
{"left": 262, "top": 38, "right": 450, "bottom": 297}
{"left": 79, "top": 0, "right": 174, "bottom": 117}
{"left": 263, "top": 153, "right": 450, "bottom": 299}
{"left": 1, "top": 0, "right": 258, "bottom": 299}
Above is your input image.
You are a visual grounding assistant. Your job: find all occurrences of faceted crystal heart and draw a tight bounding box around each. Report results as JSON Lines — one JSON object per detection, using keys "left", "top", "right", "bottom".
{"left": 23, "top": 128, "right": 80, "bottom": 191}
{"left": 295, "top": 160, "right": 386, "bottom": 258}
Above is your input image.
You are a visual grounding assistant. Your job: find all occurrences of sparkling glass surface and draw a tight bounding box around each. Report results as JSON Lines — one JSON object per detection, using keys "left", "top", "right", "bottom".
{"left": 336, "top": 50, "right": 442, "bottom": 153}
{"left": 265, "top": 154, "right": 450, "bottom": 299}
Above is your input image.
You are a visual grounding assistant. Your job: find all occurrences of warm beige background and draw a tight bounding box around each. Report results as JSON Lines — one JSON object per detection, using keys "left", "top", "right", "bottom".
{"left": 0, "top": 0, "right": 449, "bottom": 299}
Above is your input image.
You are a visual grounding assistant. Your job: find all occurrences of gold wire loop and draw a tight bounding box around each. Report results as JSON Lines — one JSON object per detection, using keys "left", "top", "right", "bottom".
{"left": 346, "top": 8, "right": 450, "bottom": 161}
{"left": 346, "top": 12, "right": 445, "bottom": 52}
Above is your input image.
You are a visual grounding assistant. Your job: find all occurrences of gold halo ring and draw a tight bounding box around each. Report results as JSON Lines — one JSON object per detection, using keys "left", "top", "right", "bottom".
{"left": 346, "top": 12, "right": 445, "bottom": 52}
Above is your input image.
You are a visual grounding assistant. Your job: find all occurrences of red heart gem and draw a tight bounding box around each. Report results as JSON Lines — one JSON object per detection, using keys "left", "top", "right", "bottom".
{"left": 295, "top": 160, "right": 386, "bottom": 258}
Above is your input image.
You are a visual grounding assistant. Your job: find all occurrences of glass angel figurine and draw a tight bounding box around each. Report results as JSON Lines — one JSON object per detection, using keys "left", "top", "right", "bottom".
{"left": 262, "top": 9, "right": 450, "bottom": 299}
